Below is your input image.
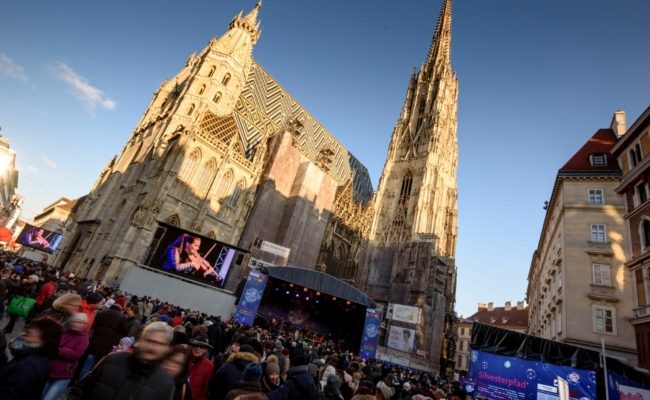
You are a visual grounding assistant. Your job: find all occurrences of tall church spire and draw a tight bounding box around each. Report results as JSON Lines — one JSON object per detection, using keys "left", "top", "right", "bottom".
{"left": 426, "top": 0, "right": 452, "bottom": 69}
{"left": 228, "top": 1, "right": 262, "bottom": 44}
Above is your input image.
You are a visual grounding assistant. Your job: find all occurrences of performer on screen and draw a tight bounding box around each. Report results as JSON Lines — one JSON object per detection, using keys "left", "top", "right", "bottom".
{"left": 25, "top": 227, "right": 53, "bottom": 251}
{"left": 161, "top": 233, "right": 222, "bottom": 282}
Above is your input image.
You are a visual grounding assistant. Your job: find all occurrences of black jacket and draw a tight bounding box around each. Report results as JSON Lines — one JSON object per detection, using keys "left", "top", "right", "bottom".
{"left": 69, "top": 351, "right": 174, "bottom": 400}
{"left": 88, "top": 309, "right": 126, "bottom": 359}
{"left": 267, "top": 365, "right": 321, "bottom": 400}
{"left": 0, "top": 345, "right": 51, "bottom": 400}
{"left": 208, "top": 351, "right": 258, "bottom": 400}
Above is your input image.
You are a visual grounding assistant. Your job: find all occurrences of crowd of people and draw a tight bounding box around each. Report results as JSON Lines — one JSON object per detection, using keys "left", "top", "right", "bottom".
{"left": 0, "top": 250, "right": 465, "bottom": 400}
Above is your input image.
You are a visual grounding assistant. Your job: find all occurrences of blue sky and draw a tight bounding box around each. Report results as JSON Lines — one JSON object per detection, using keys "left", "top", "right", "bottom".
{"left": 1, "top": 0, "right": 649, "bottom": 318}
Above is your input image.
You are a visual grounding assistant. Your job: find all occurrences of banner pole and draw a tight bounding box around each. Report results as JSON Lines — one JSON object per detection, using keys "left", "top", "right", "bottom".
{"left": 602, "top": 337, "right": 610, "bottom": 400}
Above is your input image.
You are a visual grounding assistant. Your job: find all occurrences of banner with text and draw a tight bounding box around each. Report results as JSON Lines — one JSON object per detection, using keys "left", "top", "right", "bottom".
{"left": 359, "top": 308, "right": 382, "bottom": 360}
{"left": 468, "top": 350, "right": 596, "bottom": 400}
{"left": 233, "top": 271, "right": 268, "bottom": 326}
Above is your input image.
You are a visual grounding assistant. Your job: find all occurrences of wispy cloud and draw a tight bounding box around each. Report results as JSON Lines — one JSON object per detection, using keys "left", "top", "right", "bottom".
{"left": 27, "top": 165, "right": 38, "bottom": 174}
{"left": 42, "top": 155, "right": 57, "bottom": 169}
{"left": 0, "top": 52, "right": 28, "bottom": 83}
{"left": 53, "top": 62, "right": 116, "bottom": 112}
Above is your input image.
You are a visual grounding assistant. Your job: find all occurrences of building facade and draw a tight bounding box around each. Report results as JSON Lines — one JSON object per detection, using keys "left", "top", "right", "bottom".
{"left": 0, "top": 135, "right": 22, "bottom": 230}
{"left": 454, "top": 317, "right": 473, "bottom": 375}
{"left": 610, "top": 106, "right": 650, "bottom": 370}
{"left": 54, "top": 3, "right": 372, "bottom": 290}
{"left": 363, "top": 0, "right": 458, "bottom": 373}
{"left": 527, "top": 119, "right": 637, "bottom": 364}
{"left": 53, "top": 1, "right": 459, "bottom": 373}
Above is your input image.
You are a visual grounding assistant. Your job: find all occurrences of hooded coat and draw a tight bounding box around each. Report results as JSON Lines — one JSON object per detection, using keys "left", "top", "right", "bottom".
{"left": 49, "top": 327, "right": 90, "bottom": 379}
{"left": 208, "top": 351, "right": 258, "bottom": 400}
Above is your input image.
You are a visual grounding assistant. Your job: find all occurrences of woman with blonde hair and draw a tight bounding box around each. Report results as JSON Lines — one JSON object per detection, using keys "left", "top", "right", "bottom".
{"left": 37, "top": 293, "right": 82, "bottom": 325}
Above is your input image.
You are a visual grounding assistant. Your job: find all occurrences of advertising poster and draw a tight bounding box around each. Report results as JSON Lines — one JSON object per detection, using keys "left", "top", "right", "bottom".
{"left": 468, "top": 350, "right": 596, "bottom": 400}
{"left": 359, "top": 308, "right": 383, "bottom": 360}
{"left": 233, "top": 271, "right": 268, "bottom": 325}
{"left": 146, "top": 222, "right": 240, "bottom": 288}
{"left": 16, "top": 223, "right": 63, "bottom": 254}
{"left": 390, "top": 303, "right": 421, "bottom": 324}
{"left": 387, "top": 325, "right": 416, "bottom": 353}
{"left": 608, "top": 370, "right": 650, "bottom": 400}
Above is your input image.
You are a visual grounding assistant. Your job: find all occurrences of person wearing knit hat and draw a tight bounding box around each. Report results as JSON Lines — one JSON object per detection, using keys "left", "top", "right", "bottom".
{"left": 261, "top": 355, "right": 283, "bottom": 393}
{"left": 224, "top": 363, "right": 267, "bottom": 400}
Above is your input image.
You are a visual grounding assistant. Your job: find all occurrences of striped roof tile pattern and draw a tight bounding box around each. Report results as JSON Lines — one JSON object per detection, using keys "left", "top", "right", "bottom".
{"left": 235, "top": 62, "right": 373, "bottom": 200}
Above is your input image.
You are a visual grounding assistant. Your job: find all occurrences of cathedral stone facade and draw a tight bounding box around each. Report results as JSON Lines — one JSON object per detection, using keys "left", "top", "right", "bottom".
{"left": 54, "top": 0, "right": 458, "bottom": 373}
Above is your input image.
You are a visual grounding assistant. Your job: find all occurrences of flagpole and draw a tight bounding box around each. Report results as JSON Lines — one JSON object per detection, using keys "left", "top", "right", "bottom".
{"left": 602, "top": 337, "right": 610, "bottom": 400}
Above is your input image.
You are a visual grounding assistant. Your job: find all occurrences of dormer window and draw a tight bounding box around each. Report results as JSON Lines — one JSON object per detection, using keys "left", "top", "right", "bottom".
{"left": 590, "top": 153, "right": 606, "bottom": 166}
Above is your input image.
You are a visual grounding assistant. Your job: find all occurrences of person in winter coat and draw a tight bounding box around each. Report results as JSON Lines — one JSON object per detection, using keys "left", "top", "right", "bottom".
{"left": 0, "top": 317, "right": 62, "bottom": 400}
{"left": 188, "top": 336, "right": 214, "bottom": 400}
{"left": 261, "top": 355, "right": 283, "bottom": 393}
{"left": 162, "top": 344, "right": 192, "bottom": 400}
{"left": 267, "top": 349, "right": 320, "bottom": 400}
{"left": 79, "top": 304, "right": 126, "bottom": 376}
{"left": 208, "top": 345, "right": 259, "bottom": 400}
{"left": 69, "top": 321, "right": 175, "bottom": 400}
{"left": 224, "top": 362, "right": 268, "bottom": 400}
{"left": 323, "top": 374, "right": 344, "bottom": 400}
{"left": 42, "top": 312, "right": 90, "bottom": 400}
{"left": 122, "top": 304, "right": 142, "bottom": 338}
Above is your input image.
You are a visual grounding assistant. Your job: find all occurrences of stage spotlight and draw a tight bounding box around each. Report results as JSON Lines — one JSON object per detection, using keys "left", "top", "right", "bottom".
{"left": 332, "top": 297, "right": 337, "bottom": 301}
{"left": 289, "top": 284, "right": 294, "bottom": 287}
{"left": 295, "top": 294, "right": 299, "bottom": 298}
{"left": 303, "top": 287, "right": 308, "bottom": 292}
{"left": 346, "top": 301, "right": 351, "bottom": 305}
{"left": 285, "top": 290, "right": 290, "bottom": 295}
{"left": 316, "top": 300, "right": 320, "bottom": 304}
{"left": 305, "top": 297, "right": 310, "bottom": 301}
{"left": 275, "top": 288, "right": 279, "bottom": 292}
{"left": 316, "top": 292, "right": 321, "bottom": 296}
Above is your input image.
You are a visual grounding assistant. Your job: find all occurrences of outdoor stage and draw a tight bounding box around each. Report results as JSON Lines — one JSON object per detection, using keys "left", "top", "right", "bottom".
{"left": 235, "top": 266, "right": 379, "bottom": 354}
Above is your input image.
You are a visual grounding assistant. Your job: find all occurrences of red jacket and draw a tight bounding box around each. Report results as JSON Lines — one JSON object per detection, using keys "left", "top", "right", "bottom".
{"left": 36, "top": 281, "right": 56, "bottom": 306}
{"left": 49, "top": 328, "right": 89, "bottom": 379}
{"left": 188, "top": 354, "right": 213, "bottom": 400}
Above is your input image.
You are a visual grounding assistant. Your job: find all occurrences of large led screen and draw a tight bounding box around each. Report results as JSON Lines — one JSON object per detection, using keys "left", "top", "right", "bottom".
{"left": 16, "top": 224, "right": 63, "bottom": 254}
{"left": 146, "top": 222, "right": 240, "bottom": 288}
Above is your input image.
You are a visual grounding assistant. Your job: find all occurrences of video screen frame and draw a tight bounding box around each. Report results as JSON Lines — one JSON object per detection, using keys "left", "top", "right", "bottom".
{"left": 145, "top": 222, "right": 244, "bottom": 289}
{"left": 16, "top": 223, "right": 63, "bottom": 254}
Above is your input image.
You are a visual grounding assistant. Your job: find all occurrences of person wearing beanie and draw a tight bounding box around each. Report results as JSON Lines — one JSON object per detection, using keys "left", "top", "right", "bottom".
{"left": 323, "top": 374, "right": 344, "bottom": 400}
{"left": 208, "top": 342, "right": 259, "bottom": 400}
{"left": 261, "top": 355, "right": 283, "bottom": 393}
{"left": 267, "top": 349, "right": 320, "bottom": 400}
{"left": 224, "top": 362, "right": 268, "bottom": 400}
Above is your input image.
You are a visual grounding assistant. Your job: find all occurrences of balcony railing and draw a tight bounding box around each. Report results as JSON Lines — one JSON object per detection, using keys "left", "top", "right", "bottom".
{"left": 633, "top": 305, "right": 650, "bottom": 319}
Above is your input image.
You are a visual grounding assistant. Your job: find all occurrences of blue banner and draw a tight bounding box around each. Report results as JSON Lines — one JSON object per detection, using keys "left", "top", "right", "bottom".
{"left": 233, "top": 271, "right": 268, "bottom": 326}
{"left": 607, "top": 370, "right": 650, "bottom": 400}
{"left": 359, "top": 308, "right": 383, "bottom": 360}
{"left": 468, "top": 350, "right": 596, "bottom": 400}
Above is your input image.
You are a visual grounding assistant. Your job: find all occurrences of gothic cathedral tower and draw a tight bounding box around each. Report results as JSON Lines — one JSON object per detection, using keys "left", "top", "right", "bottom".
{"left": 364, "top": 0, "right": 458, "bottom": 372}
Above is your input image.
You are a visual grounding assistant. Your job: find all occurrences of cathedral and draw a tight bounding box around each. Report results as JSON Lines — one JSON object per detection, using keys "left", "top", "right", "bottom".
{"left": 54, "top": 0, "right": 458, "bottom": 373}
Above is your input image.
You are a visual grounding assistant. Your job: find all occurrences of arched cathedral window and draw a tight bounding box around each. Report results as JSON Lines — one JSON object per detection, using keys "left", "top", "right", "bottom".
{"left": 213, "top": 92, "right": 222, "bottom": 104}
{"left": 222, "top": 73, "right": 231, "bottom": 86}
{"left": 228, "top": 179, "right": 246, "bottom": 207}
{"left": 187, "top": 104, "right": 195, "bottom": 116}
{"left": 216, "top": 169, "right": 233, "bottom": 199}
{"left": 399, "top": 172, "right": 413, "bottom": 204}
{"left": 196, "top": 158, "right": 216, "bottom": 196}
{"left": 198, "top": 85, "right": 206, "bottom": 95}
{"left": 179, "top": 148, "right": 201, "bottom": 182}
{"left": 207, "top": 65, "right": 216, "bottom": 77}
